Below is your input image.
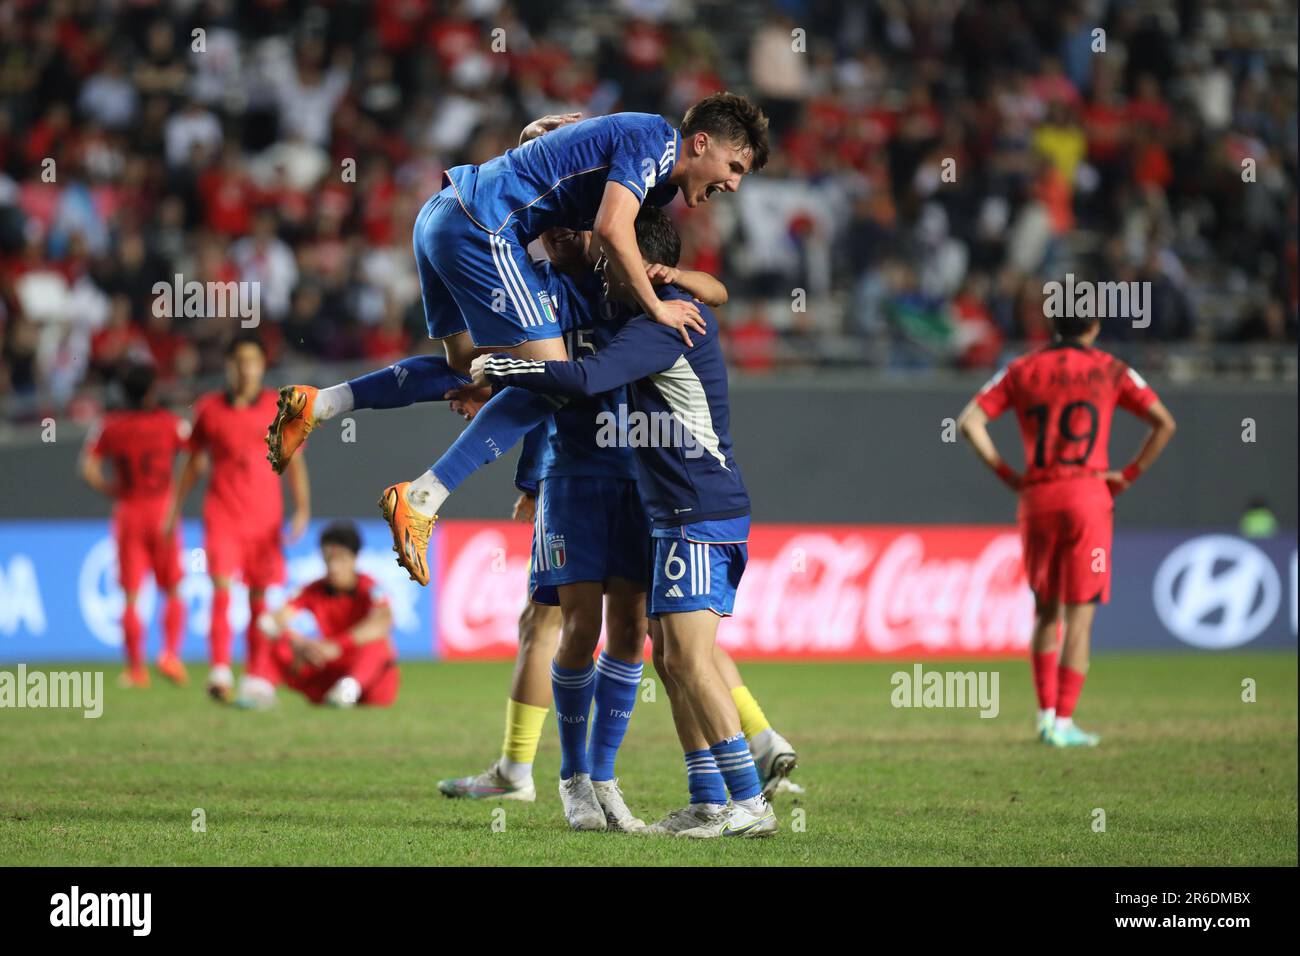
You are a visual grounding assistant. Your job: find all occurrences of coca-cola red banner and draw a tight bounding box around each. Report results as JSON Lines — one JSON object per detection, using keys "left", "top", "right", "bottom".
{"left": 434, "top": 521, "right": 1034, "bottom": 659}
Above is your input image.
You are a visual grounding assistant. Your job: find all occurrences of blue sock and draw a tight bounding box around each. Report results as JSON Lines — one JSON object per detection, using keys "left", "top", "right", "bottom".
{"left": 684, "top": 749, "right": 727, "bottom": 805}
{"left": 431, "top": 386, "right": 560, "bottom": 492}
{"left": 551, "top": 660, "right": 595, "bottom": 779}
{"left": 587, "top": 652, "right": 643, "bottom": 782}
{"left": 347, "top": 355, "right": 469, "bottom": 410}
{"left": 709, "top": 732, "right": 762, "bottom": 802}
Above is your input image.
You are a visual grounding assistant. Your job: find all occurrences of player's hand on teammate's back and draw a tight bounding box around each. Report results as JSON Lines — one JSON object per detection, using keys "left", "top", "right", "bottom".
{"left": 512, "top": 492, "right": 536, "bottom": 523}
{"left": 652, "top": 297, "right": 706, "bottom": 347}
{"left": 519, "top": 112, "right": 582, "bottom": 144}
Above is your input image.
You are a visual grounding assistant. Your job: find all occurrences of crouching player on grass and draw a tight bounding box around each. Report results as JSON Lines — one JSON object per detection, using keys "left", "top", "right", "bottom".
{"left": 235, "top": 521, "right": 399, "bottom": 709}
{"left": 956, "top": 310, "right": 1175, "bottom": 747}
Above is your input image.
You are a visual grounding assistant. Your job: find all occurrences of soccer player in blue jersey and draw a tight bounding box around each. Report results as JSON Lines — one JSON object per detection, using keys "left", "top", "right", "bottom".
{"left": 265, "top": 94, "right": 769, "bottom": 587}
{"left": 474, "top": 208, "right": 777, "bottom": 838}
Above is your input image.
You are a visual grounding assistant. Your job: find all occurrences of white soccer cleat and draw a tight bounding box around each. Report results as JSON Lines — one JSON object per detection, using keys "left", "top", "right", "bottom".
{"left": 438, "top": 759, "right": 537, "bottom": 802}
{"left": 232, "top": 674, "right": 276, "bottom": 711}
{"left": 591, "top": 779, "right": 646, "bottom": 832}
{"left": 558, "top": 773, "right": 607, "bottom": 831}
{"left": 644, "top": 803, "right": 726, "bottom": 836}
{"left": 679, "top": 798, "right": 779, "bottom": 839}
{"left": 324, "top": 676, "right": 361, "bottom": 708}
{"left": 207, "top": 664, "right": 234, "bottom": 703}
{"left": 752, "top": 729, "right": 798, "bottom": 800}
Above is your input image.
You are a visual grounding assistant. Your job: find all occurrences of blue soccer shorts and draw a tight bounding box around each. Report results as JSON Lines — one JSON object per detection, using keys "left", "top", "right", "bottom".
{"left": 413, "top": 188, "right": 563, "bottom": 348}
{"left": 646, "top": 516, "right": 750, "bottom": 619}
{"left": 529, "top": 476, "right": 650, "bottom": 606}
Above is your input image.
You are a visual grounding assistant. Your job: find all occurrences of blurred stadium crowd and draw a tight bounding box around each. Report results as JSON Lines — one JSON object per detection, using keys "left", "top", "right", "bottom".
{"left": 0, "top": 0, "right": 1295, "bottom": 422}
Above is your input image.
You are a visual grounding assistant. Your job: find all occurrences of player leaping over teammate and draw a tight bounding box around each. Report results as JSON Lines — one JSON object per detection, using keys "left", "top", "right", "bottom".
{"left": 264, "top": 93, "right": 769, "bottom": 587}
{"left": 956, "top": 309, "right": 1176, "bottom": 748}
{"left": 433, "top": 223, "right": 796, "bottom": 827}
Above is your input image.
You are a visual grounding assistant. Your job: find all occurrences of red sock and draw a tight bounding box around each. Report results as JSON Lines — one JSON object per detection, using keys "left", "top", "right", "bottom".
{"left": 1032, "top": 651, "right": 1059, "bottom": 709}
{"left": 1056, "top": 666, "right": 1087, "bottom": 719}
{"left": 162, "top": 593, "right": 185, "bottom": 658}
{"left": 246, "top": 593, "right": 267, "bottom": 669}
{"left": 210, "top": 588, "right": 232, "bottom": 666}
{"left": 122, "top": 603, "right": 144, "bottom": 670}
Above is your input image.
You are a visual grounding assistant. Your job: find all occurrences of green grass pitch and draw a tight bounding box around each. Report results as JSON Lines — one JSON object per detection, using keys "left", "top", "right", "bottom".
{"left": 1, "top": 653, "right": 1294, "bottom": 866}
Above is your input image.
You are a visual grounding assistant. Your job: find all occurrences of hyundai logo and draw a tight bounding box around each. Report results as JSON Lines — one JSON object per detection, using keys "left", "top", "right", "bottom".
{"left": 1153, "top": 535, "right": 1280, "bottom": 649}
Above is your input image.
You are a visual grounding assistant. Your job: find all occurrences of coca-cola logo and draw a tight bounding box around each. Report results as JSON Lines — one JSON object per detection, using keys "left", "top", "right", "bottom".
{"left": 438, "top": 529, "right": 531, "bottom": 654}
{"left": 720, "top": 531, "right": 1032, "bottom": 656}
{"left": 437, "top": 524, "right": 1034, "bottom": 658}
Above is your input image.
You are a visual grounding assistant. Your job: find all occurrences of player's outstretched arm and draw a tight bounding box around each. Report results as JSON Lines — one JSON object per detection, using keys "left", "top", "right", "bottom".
{"left": 594, "top": 182, "right": 704, "bottom": 345}
{"left": 1104, "top": 399, "right": 1176, "bottom": 495}
{"left": 648, "top": 263, "right": 728, "bottom": 307}
{"left": 957, "top": 399, "right": 1021, "bottom": 491}
{"left": 478, "top": 314, "right": 686, "bottom": 399}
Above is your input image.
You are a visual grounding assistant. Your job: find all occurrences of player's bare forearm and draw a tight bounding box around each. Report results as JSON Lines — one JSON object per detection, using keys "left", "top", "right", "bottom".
{"left": 1123, "top": 400, "right": 1177, "bottom": 481}
{"left": 518, "top": 112, "right": 581, "bottom": 146}
{"left": 957, "top": 400, "right": 1020, "bottom": 490}
{"left": 79, "top": 454, "right": 112, "bottom": 497}
{"left": 595, "top": 192, "right": 662, "bottom": 315}
{"left": 346, "top": 605, "right": 393, "bottom": 646}
{"left": 652, "top": 264, "right": 728, "bottom": 307}
{"left": 286, "top": 453, "right": 311, "bottom": 519}
{"left": 165, "top": 452, "right": 205, "bottom": 531}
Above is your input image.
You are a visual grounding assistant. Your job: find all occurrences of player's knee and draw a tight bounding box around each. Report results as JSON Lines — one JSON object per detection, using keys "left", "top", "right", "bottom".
{"left": 1034, "top": 597, "right": 1061, "bottom": 626}
{"left": 602, "top": 612, "right": 646, "bottom": 663}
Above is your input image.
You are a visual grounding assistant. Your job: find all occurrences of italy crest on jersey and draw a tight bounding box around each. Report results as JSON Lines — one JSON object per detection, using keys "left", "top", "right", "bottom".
{"left": 546, "top": 532, "right": 567, "bottom": 569}
{"left": 536, "top": 290, "right": 557, "bottom": 324}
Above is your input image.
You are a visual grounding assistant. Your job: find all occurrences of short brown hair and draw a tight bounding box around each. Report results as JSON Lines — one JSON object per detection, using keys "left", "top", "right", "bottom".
{"left": 681, "top": 92, "right": 770, "bottom": 172}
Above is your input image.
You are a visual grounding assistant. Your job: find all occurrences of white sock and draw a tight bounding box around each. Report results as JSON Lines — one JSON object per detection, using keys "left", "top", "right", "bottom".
{"left": 407, "top": 470, "right": 449, "bottom": 516}
{"left": 314, "top": 383, "right": 353, "bottom": 422}
{"left": 1054, "top": 715, "right": 1074, "bottom": 732}
{"left": 208, "top": 664, "right": 233, "bottom": 687}
{"left": 499, "top": 757, "right": 532, "bottom": 783}
{"left": 750, "top": 727, "right": 775, "bottom": 754}
{"left": 1037, "top": 707, "right": 1055, "bottom": 725}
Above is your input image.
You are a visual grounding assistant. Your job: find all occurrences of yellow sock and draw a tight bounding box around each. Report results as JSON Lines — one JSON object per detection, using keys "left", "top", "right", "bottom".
{"left": 502, "top": 697, "right": 549, "bottom": 765}
{"left": 730, "top": 685, "right": 770, "bottom": 740}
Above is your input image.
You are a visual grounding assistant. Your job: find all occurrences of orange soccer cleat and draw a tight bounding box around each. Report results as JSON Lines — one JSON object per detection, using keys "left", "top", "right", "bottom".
{"left": 119, "top": 665, "right": 150, "bottom": 689}
{"left": 379, "top": 482, "right": 437, "bottom": 586}
{"left": 157, "top": 653, "right": 189, "bottom": 687}
{"left": 265, "top": 384, "right": 318, "bottom": 474}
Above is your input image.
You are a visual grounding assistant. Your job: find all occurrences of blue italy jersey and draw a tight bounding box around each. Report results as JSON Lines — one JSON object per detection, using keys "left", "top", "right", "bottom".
{"left": 485, "top": 286, "right": 750, "bottom": 527}
{"left": 443, "top": 113, "right": 680, "bottom": 241}
{"left": 513, "top": 261, "right": 637, "bottom": 488}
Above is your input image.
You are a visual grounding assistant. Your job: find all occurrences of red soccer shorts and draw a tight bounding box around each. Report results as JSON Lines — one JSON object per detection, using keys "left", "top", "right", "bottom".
{"left": 1018, "top": 477, "right": 1114, "bottom": 605}
{"left": 204, "top": 518, "right": 285, "bottom": 590}
{"left": 114, "top": 508, "right": 183, "bottom": 592}
{"left": 249, "top": 637, "right": 400, "bottom": 706}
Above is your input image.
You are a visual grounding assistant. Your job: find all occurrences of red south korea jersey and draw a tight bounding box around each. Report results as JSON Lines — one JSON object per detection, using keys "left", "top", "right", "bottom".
{"left": 188, "top": 388, "right": 283, "bottom": 528}
{"left": 287, "top": 573, "right": 391, "bottom": 649}
{"left": 87, "top": 408, "right": 189, "bottom": 515}
{"left": 975, "top": 341, "right": 1159, "bottom": 487}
